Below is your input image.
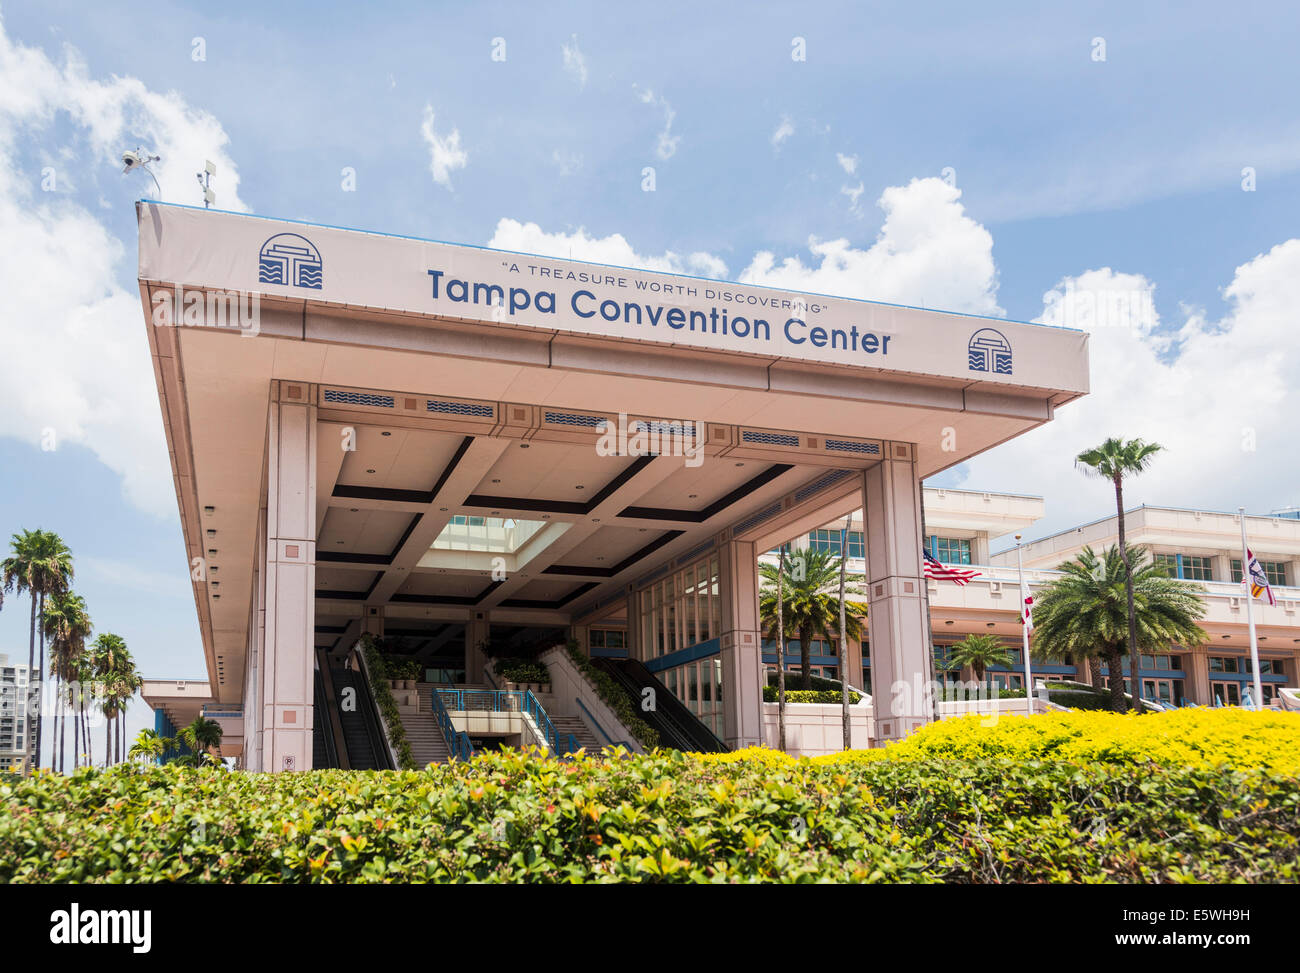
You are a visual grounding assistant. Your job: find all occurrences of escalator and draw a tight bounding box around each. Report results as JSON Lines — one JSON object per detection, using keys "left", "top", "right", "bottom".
{"left": 327, "top": 659, "right": 395, "bottom": 770}
{"left": 592, "top": 657, "right": 728, "bottom": 753}
{"left": 312, "top": 666, "right": 340, "bottom": 769}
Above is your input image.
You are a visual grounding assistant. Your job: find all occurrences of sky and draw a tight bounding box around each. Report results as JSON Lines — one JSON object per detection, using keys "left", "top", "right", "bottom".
{"left": 1, "top": 1, "right": 1299, "bottom": 765}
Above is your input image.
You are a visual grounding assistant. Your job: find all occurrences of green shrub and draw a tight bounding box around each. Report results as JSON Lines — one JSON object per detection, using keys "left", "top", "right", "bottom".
{"left": 936, "top": 687, "right": 1027, "bottom": 701}
{"left": 494, "top": 658, "right": 550, "bottom": 685}
{"left": 564, "top": 641, "right": 659, "bottom": 749}
{"left": 766, "top": 670, "right": 857, "bottom": 693}
{"left": 361, "top": 637, "right": 416, "bottom": 770}
{"left": 763, "top": 687, "right": 861, "bottom": 704}
{"left": 2, "top": 750, "right": 1296, "bottom": 883}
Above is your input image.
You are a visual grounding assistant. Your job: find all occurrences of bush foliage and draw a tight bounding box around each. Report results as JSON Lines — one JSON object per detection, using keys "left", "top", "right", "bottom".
{"left": 2, "top": 709, "right": 1294, "bottom": 884}
{"left": 763, "top": 687, "right": 862, "bottom": 704}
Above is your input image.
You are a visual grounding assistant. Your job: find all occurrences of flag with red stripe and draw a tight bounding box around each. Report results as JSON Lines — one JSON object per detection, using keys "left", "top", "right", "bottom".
{"left": 923, "top": 549, "right": 981, "bottom": 586}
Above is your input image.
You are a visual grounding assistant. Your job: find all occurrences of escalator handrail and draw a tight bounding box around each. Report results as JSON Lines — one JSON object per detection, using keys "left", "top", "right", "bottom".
{"left": 313, "top": 669, "right": 340, "bottom": 769}
{"left": 619, "top": 657, "right": 728, "bottom": 752}
{"left": 350, "top": 650, "right": 396, "bottom": 770}
{"left": 593, "top": 657, "right": 727, "bottom": 753}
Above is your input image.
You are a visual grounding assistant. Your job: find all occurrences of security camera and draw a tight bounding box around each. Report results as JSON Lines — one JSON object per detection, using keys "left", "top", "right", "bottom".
{"left": 122, "top": 150, "right": 142, "bottom": 172}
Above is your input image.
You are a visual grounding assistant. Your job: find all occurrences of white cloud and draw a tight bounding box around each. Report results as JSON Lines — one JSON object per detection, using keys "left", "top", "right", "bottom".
{"left": 771, "top": 115, "right": 794, "bottom": 149}
{"left": 836, "top": 152, "right": 857, "bottom": 174}
{"left": 420, "top": 104, "right": 467, "bottom": 189}
{"left": 487, "top": 218, "right": 728, "bottom": 279}
{"left": 840, "top": 181, "right": 865, "bottom": 214}
{"left": 0, "top": 17, "right": 248, "bottom": 516}
{"left": 740, "top": 177, "right": 1002, "bottom": 316}
{"left": 636, "top": 87, "right": 679, "bottom": 160}
{"left": 960, "top": 246, "right": 1300, "bottom": 541}
{"left": 551, "top": 148, "right": 583, "bottom": 176}
{"left": 562, "top": 34, "right": 587, "bottom": 88}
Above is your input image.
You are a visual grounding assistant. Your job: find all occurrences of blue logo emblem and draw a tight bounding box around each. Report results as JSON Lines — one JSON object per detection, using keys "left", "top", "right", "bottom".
{"left": 968, "top": 328, "right": 1012, "bottom": 375}
{"left": 258, "top": 233, "right": 322, "bottom": 289}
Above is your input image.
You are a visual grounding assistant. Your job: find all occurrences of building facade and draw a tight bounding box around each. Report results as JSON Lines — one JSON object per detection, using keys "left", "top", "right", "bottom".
{"left": 730, "top": 493, "right": 1299, "bottom": 714}
{"left": 0, "top": 654, "right": 35, "bottom": 770}
{"left": 136, "top": 203, "right": 1089, "bottom": 769}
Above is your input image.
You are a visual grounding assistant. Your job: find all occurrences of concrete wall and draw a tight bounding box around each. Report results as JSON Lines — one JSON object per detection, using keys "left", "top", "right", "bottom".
{"left": 762, "top": 696, "right": 1053, "bottom": 757}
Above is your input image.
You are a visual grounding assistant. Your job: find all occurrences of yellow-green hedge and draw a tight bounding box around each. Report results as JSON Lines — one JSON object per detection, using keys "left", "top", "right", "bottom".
{"left": 707, "top": 709, "right": 1300, "bottom": 775}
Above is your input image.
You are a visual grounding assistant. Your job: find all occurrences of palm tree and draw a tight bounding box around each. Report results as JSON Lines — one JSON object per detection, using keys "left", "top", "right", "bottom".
{"left": 1, "top": 529, "right": 74, "bottom": 773}
{"left": 128, "top": 727, "right": 172, "bottom": 763}
{"left": 175, "top": 716, "right": 223, "bottom": 766}
{"left": 90, "top": 633, "right": 131, "bottom": 766}
{"left": 760, "top": 548, "right": 868, "bottom": 689}
{"left": 940, "top": 633, "right": 1015, "bottom": 685}
{"left": 1031, "top": 545, "right": 1208, "bottom": 712}
{"left": 1075, "top": 438, "right": 1163, "bottom": 713}
{"left": 113, "top": 663, "right": 143, "bottom": 765}
{"left": 42, "top": 591, "right": 91, "bottom": 773}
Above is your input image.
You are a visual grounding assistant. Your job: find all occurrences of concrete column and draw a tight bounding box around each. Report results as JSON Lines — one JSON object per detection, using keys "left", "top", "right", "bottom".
{"left": 1184, "top": 647, "right": 1210, "bottom": 705}
{"left": 1211, "top": 554, "right": 1232, "bottom": 585}
{"left": 862, "top": 443, "right": 934, "bottom": 743}
{"left": 466, "top": 612, "right": 490, "bottom": 684}
{"left": 260, "top": 384, "right": 317, "bottom": 772}
{"left": 719, "top": 536, "right": 763, "bottom": 749}
{"left": 247, "top": 507, "right": 268, "bottom": 771}
{"left": 361, "top": 606, "right": 385, "bottom": 638}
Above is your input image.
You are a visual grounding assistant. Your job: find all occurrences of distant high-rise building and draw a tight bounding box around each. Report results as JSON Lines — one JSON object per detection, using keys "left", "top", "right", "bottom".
{"left": 0, "top": 653, "right": 35, "bottom": 770}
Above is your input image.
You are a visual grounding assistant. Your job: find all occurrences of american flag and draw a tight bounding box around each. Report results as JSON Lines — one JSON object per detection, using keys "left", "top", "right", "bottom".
{"left": 923, "top": 549, "right": 981, "bottom": 586}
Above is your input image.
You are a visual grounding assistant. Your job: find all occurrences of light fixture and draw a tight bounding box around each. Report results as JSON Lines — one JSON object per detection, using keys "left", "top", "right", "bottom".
{"left": 520, "top": 443, "right": 530, "bottom": 449}
{"left": 381, "top": 431, "right": 392, "bottom": 436}
{"left": 492, "top": 478, "right": 501, "bottom": 484}
{"left": 366, "top": 468, "right": 376, "bottom": 474}
{"left": 575, "top": 485, "right": 585, "bottom": 490}
{"left": 944, "top": 620, "right": 954, "bottom": 626}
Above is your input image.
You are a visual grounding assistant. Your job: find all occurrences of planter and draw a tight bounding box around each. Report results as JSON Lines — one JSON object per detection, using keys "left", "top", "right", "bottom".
{"left": 505, "top": 681, "right": 551, "bottom": 696}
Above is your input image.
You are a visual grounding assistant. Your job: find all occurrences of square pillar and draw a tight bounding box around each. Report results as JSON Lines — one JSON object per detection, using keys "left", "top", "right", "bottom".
{"left": 719, "top": 536, "right": 763, "bottom": 749}
{"left": 466, "top": 612, "right": 490, "bottom": 684}
{"left": 862, "top": 443, "right": 935, "bottom": 744}
{"left": 260, "top": 383, "right": 317, "bottom": 772}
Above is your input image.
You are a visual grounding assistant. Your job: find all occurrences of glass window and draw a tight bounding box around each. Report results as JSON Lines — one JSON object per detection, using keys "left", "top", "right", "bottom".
{"left": 931, "top": 536, "right": 972, "bottom": 564}
{"left": 1182, "top": 556, "right": 1213, "bottom": 581}
{"left": 809, "top": 528, "right": 864, "bottom": 558}
{"left": 1232, "top": 559, "right": 1287, "bottom": 587}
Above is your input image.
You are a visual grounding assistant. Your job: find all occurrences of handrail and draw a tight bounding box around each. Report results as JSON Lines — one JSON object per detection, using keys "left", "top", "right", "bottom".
{"left": 432, "top": 687, "right": 574, "bottom": 758}
{"left": 575, "top": 696, "right": 633, "bottom": 750}
{"left": 429, "top": 686, "right": 475, "bottom": 761}
{"left": 352, "top": 646, "right": 398, "bottom": 770}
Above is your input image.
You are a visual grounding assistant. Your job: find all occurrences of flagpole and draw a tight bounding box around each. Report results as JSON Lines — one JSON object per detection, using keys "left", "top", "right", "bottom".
{"left": 1238, "top": 507, "right": 1264, "bottom": 709}
{"left": 1016, "top": 534, "right": 1034, "bottom": 718}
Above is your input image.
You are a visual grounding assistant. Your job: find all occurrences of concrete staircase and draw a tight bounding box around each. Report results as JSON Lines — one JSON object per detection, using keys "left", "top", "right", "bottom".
{"left": 550, "top": 714, "right": 603, "bottom": 755}
{"left": 399, "top": 710, "right": 451, "bottom": 767}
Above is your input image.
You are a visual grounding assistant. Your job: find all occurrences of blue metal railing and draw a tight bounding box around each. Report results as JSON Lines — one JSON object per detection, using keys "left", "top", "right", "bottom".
{"left": 430, "top": 686, "right": 475, "bottom": 761}
{"left": 433, "top": 688, "right": 577, "bottom": 757}
{"left": 575, "top": 696, "right": 634, "bottom": 751}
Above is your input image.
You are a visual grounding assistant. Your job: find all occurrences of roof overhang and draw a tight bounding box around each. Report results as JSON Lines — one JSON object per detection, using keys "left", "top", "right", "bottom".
{"left": 136, "top": 203, "right": 1090, "bottom": 700}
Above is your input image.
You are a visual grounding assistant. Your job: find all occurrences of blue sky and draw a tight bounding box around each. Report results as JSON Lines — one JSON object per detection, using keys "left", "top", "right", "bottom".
{"left": 2, "top": 1, "right": 1299, "bottom": 762}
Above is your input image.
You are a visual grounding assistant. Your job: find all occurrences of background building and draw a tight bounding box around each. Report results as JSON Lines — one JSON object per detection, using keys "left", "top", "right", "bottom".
{"left": 749, "top": 492, "right": 1299, "bottom": 710}
{"left": 0, "top": 654, "right": 34, "bottom": 770}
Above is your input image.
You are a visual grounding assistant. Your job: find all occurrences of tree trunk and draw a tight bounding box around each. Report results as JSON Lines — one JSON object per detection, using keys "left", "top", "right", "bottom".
{"left": 798, "top": 623, "right": 813, "bottom": 690}
{"left": 57, "top": 676, "right": 65, "bottom": 775}
{"left": 73, "top": 691, "right": 80, "bottom": 770}
{"left": 106, "top": 712, "right": 112, "bottom": 768}
{"left": 1105, "top": 646, "right": 1128, "bottom": 713}
{"left": 58, "top": 676, "right": 66, "bottom": 774}
{"left": 35, "top": 592, "right": 45, "bottom": 771}
{"left": 23, "top": 595, "right": 36, "bottom": 775}
{"left": 1089, "top": 656, "right": 1104, "bottom": 690}
{"left": 1115, "top": 477, "right": 1141, "bottom": 715}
